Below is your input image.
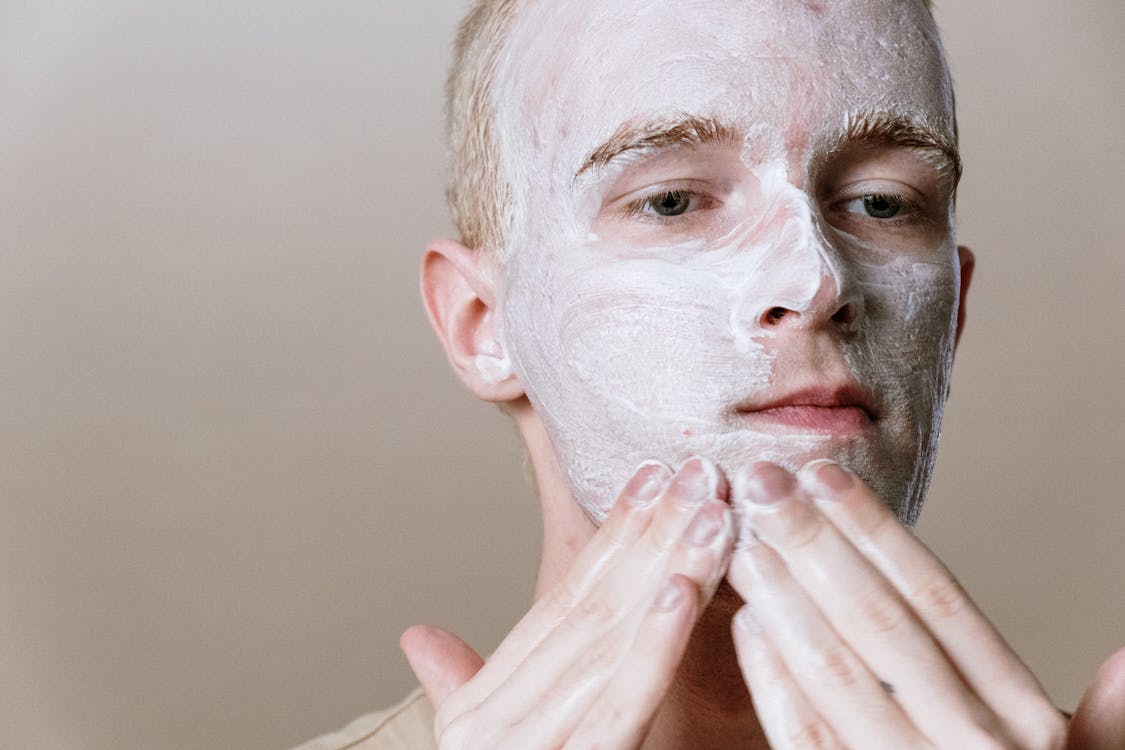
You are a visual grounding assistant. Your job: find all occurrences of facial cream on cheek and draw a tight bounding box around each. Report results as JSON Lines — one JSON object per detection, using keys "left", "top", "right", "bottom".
{"left": 833, "top": 248, "right": 960, "bottom": 521}
{"left": 500, "top": 235, "right": 775, "bottom": 517}
{"left": 492, "top": 0, "right": 960, "bottom": 522}
{"left": 502, "top": 177, "right": 866, "bottom": 520}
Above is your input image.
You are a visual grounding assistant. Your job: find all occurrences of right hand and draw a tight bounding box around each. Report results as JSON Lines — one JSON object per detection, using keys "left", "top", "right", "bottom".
{"left": 400, "top": 457, "right": 735, "bottom": 749}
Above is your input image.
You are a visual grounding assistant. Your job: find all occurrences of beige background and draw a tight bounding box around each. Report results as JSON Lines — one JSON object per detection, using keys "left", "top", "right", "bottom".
{"left": 1, "top": 1, "right": 1122, "bottom": 748}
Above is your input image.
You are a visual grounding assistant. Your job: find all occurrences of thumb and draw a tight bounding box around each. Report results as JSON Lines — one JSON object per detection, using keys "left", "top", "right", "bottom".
{"left": 1067, "top": 646, "right": 1125, "bottom": 750}
{"left": 400, "top": 624, "right": 485, "bottom": 709}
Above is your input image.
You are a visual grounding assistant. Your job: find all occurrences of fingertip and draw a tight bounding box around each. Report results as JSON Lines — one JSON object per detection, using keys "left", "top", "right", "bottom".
{"left": 1094, "top": 645, "right": 1125, "bottom": 687}
{"left": 734, "top": 602, "right": 760, "bottom": 631}
{"left": 653, "top": 574, "right": 691, "bottom": 613}
{"left": 617, "top": 459, "right": 672, "bottom": 511}
{"left": 654, "top": 574, "right": 706, "bottom": 624}
{"left": 399, "top": 623, "right": 442, "bottom": 684}
{"left": 1070, "top": 645, "right": 1125, "bottom": 747}
{"left": 732, "top": 461, "right": 795, "bottom": 509}
{"left": 797, "top": 460, "right": 858, "bottom": 507}
{"left": 399, "top": 624, "right": 484, "bottom": 709}
{"left": 399, "top": 623, "right": 433, "bottom": 651}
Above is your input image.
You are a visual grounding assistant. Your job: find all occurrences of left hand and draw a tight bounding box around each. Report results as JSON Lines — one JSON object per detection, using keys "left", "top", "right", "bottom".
{"left": 726, "top": 460, "right": 1068, "bottom": 749}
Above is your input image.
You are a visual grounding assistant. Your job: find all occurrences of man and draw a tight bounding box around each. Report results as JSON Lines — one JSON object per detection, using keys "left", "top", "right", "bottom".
{"left": 298, "top": 0, "right": 1125, "bottom": 747}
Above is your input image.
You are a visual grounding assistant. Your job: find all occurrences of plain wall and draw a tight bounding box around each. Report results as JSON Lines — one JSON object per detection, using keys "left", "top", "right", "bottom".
{"left": 1, "top": 1, "right": 1122, "bottom": 748}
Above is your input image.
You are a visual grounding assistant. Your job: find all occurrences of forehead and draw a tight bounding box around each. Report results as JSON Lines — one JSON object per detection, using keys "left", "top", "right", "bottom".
{"left": 496, "top": 0, "right": 953, "bottom": 175}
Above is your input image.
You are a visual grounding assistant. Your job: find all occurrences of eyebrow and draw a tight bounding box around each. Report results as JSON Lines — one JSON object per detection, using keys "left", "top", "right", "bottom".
{"left": 574, "top": 114, "right": 739, "bottom": 180}
{"left": 842, "top": 110, "right": 962, "bottom": 185}
{"left": 573, "top": 110, "right": 962, "bottom": 186}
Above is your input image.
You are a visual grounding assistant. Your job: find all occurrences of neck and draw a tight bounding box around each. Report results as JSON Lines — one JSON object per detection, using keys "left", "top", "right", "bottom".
{"left": 642, "top": 583, "right": 769, "bottom": 749}
{"left": 520, "top": 408, "right": 768, "bottom": 748}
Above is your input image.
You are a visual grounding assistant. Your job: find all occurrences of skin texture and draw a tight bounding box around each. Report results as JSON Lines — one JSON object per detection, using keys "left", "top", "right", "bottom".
{"left": 728, "top": 460, "right": 1065, "bottom": 747}
{"left": 410, "top": 0, "right": 1125, "bottom": 747}
{"left": 491, "top": 0, "right": 963, "bottom": 525}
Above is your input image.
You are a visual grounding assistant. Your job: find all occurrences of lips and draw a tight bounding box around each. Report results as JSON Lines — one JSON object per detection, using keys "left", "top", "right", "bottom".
{"left": 735, "top": 384, "right": 878, "bottom": 433}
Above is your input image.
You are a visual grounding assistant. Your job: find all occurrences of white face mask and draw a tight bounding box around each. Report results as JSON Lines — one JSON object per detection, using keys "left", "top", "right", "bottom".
{"left": 488, "top": 0, "right": 963, "bottom": 525}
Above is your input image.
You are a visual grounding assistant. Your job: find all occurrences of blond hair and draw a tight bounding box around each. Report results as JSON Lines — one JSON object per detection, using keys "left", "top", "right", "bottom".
{"left": 445, "top": 0, "right": 937, "bottom": 259}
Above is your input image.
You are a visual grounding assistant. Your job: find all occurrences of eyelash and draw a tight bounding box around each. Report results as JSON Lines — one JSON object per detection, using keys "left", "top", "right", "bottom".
{"left": 623, "top": 188, "right": 714, "bottom": 222}
{"left": 839, "top": 191, "right": 927, "bottom": 226}
{"left": 617, "top": 187, "right": 929, "bottom": 230}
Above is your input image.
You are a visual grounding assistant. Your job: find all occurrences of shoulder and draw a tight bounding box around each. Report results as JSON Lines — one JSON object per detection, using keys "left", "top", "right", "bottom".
{"left": 290, "top": 689, "right": 436, "bottom": 750}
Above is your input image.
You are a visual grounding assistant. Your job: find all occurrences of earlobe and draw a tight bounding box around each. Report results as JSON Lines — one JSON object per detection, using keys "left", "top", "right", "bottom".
{"left": 954, "top": 245, "right": 975, "bottom": 348}
{"left": 420, "top": 238, "right": 525, "bottom": 402}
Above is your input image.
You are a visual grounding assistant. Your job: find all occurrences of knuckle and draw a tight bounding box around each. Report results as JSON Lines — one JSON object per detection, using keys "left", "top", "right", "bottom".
{"left": 569, "top": 628, "right": 622, "bottom": 674}
{"left": 807, "top": 644, "right": 862, "bottom": 689}
{"left": 910, "top": 567, "right": 968, "bottom": 621}
{"left": 574, "top": 592, "right": 618, "bottom": 627}
{"left": 851, "top": 583, "right": 909, "bottom": 634}
{"left": 587, "top": 698, "right": 625, "bottom": 731}
{"left": 543, "top": 578, "right": 582, "bottom": 615}
{"left": 785, "top": 720, "right": 837, "bottom": 749}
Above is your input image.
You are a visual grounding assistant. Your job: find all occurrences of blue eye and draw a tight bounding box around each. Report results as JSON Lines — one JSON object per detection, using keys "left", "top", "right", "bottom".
{"left": 844, "top": 193, "right": 905, "bottom": 219}
{"left": 643, "top": 190, "right": 696, "bottom": 217}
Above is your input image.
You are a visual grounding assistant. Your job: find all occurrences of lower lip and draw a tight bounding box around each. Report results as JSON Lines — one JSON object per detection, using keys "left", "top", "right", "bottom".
{"left": 744, "top": 405, "right": 873, "bottom": 433}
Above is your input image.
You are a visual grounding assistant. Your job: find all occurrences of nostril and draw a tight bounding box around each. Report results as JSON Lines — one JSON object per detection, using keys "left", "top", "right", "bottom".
{"left": 832, "top": 304, "right": 854, "bottom": 326}
{"left": 764, "top": 307, "right": 788, "bottom": 325}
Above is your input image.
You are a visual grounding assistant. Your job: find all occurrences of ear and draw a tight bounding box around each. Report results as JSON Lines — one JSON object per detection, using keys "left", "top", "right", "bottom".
{"left": 420, "top": 238, "right": 524, "bottom": 402}
{"left": 954, "top": 245, "right": 975, "bottom": 348}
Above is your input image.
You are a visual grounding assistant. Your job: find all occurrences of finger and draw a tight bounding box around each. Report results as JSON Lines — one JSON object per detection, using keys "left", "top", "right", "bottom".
{"left": 553, "top": 575, "right": 701, "bottom": 749}
{"left": 736, "top": 462, "right": 1004, "bottom": 745}
{"left": 437, "top": 459, "right": 672, "bottom": 724}
{"left": 472, "top": 458, "right": 731, "bottom": 732}
{"left": 400, "top": 624, "right": 486, "bottom": 710}
{"left": 727, "top": 537, "right": 923, "bottom": 748}
{"left": 799, "top": 460, "right": 1066, "bottom": 746}
{"left": 1067, "top": 646, "right": 1125, "bottom": 750}
{"left": 732, "top": 604, "right": 844, "bottom": 750}
{"left": 607, "top": 457, "right": 733, "bottom": 610}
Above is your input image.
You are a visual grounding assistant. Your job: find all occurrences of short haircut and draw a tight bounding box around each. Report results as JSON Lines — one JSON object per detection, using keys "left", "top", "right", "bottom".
{"left": 445, "top": 0, "right": 937, "bottom": 259}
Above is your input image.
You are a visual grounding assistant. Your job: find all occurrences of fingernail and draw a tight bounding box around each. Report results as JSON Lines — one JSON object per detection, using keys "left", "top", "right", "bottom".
{"left": 685, "top": 500, "right": 726, "bottom": 546}
{"left": 734, "top": 604, "right": 762, "bottom": 634}
{"left": 627, "top": 460, "right": 669, "bottom": 508}
{"left": 654, "top": 578, "right": 684, "bottom": 612}
{"left": 670, "top": 457, "right": 717, "bottom": 508}
{"left": 738, "top": 462, "right": 794, "bottom": 506}
{"left": 818, "top": 462, "right": 854, "bottom": 492}
{"left": 802, "top": 460, "right": 853, "bottom": 500}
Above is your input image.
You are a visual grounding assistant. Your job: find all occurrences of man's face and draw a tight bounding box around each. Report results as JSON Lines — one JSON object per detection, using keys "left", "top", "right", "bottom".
{"left": 493, "top": 0, "right": 963, "bottom": 524}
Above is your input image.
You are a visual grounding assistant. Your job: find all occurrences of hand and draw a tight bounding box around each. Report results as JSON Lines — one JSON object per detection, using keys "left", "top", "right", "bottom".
{"left": 401, "top": 457, "right": 735, "bottom": 749}
{"left": 727, "top": 460, "right": 1068, "bottom": 749}
{"left": 1066, "top": 645, "right": 1125, "bottom": 749}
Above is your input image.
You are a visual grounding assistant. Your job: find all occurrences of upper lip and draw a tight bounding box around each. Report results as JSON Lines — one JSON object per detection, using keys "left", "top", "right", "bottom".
{"left": 735, "top": 383, "right": 879, "bottom": 420}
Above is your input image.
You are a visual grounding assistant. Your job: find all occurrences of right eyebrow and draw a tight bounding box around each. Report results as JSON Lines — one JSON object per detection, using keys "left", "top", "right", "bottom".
{"left": 842, "top": 110, "right": 962, "bottom": 186}
{"left": 574, "top": 114, "right": 740, "bottom": 180}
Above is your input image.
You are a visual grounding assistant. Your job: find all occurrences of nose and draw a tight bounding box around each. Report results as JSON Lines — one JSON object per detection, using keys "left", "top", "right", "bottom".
{"left": 734, "top": 174, "right": 864, "bottom": 337}
{"left": 758, "top": 274, "right": 862, "bottom": 333}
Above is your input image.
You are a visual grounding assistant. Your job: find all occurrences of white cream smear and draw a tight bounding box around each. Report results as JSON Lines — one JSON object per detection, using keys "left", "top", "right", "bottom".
{"left": 488, "top": 0, "right": 962, "bottom": 525}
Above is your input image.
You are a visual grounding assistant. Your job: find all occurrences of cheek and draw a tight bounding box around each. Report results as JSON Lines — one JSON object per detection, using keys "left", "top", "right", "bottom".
{"left": 853, "top": 256, "right": 959, "bottom": 411}
{"left": 502, "top": 257, "right": 778, "bottom": 513}
{"left": 550, "top": 262, "right": 771, "bottom": 420}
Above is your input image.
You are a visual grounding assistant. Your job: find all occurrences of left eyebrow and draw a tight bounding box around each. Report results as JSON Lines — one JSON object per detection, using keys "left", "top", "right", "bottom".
{"left": 574, "top": 114, "right": 740, "bottom": 180}
{"left": 841, "top": 110, "right": 962, "bottom": 186}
